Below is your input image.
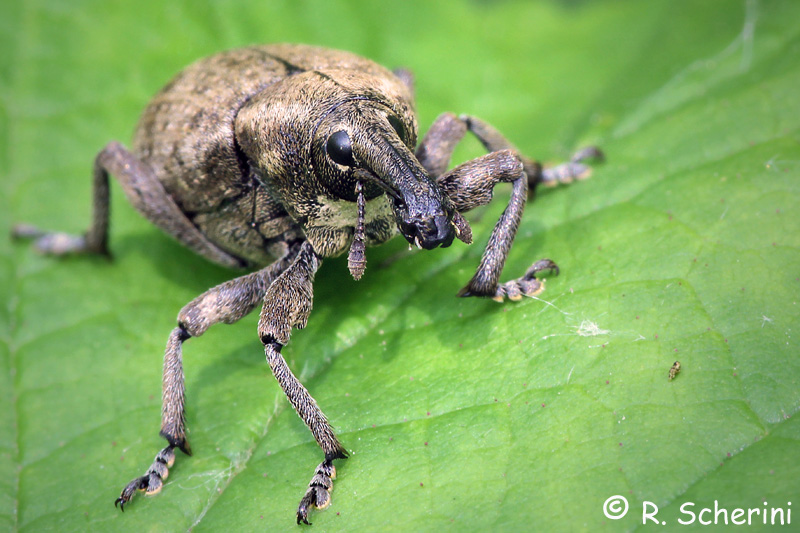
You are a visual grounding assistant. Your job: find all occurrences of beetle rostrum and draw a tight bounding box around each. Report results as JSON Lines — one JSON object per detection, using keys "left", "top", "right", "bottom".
{"left": 11, "top": 44, "right": 602, "bottom": 524}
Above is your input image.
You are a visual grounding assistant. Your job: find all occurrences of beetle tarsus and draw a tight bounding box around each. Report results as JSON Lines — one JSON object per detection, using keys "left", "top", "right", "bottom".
{"left": 539, "top": 146, "right": 605, "bottom": 187}
{"left": 296, "top": 459, "right": 339, "bottom": 525}
{"left": 114, "top": 445, "right": 176, "bottom": 511}
{"left": 490, "top": 258, "right": 560, "bottom": 302}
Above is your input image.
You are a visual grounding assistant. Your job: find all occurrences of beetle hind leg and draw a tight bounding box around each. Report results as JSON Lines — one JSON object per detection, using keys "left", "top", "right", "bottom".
{"left": 12, "top": 141, "right": 243, "bottom": 268}
{"left": 11, "top": 145, "right": 112, "bottom": 256}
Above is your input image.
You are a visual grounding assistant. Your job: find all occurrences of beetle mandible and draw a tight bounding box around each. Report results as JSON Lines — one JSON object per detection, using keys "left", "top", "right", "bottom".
{"left": 12, "top": 44, "right": 602, "bottom": 524}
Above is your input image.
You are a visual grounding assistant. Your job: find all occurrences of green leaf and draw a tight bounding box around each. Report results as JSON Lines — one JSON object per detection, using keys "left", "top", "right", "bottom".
{"left": 3, "top": 0, "right": 798, "bottom": 531}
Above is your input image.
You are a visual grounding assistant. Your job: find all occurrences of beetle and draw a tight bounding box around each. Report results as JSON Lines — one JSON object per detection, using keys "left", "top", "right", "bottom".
{"left": 12, "top": 44, "right": 601, "bottom": 524}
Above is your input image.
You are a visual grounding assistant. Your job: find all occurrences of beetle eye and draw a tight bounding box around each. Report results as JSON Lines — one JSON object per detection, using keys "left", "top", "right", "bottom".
{"left": 326, "top": 130, "right": 354, "bottom": 167}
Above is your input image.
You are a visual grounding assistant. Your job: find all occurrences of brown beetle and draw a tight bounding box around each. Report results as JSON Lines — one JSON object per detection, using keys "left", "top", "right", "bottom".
{"left": 13, "top": 44, "right": 601, "bottom": 524}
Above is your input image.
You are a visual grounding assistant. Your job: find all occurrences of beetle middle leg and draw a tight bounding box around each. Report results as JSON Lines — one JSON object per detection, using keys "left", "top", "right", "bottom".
{"left": 115, "top": 248, "right": 297, "bottom": 510}
{"left": 257, "top": 241, "right": 347, "bottom": 525}
{"left": 417, "top": 112, "right": 600, "bottom": 301}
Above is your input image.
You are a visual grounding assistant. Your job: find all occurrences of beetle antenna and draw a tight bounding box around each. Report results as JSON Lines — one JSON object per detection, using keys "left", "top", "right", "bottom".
{"left": 348, "top": 181, "right": 367, "bottom": 280}
{"left": 452, "top": 211, "right": 472, "bottom": 244}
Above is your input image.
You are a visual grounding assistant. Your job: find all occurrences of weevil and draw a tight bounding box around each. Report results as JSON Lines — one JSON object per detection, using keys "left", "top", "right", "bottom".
{"left": 12, "top": 44, "right": 602, "bottom": 524}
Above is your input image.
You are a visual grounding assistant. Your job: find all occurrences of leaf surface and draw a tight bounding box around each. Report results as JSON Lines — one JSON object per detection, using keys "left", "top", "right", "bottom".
{"left": 2, "top": 1, "right": 798, "bottom": 531}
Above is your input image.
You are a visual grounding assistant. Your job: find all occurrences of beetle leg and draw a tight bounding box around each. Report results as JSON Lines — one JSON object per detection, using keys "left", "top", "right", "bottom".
{"left": 417, "top": 112, "right": 603, "bottom": 191}
{"left": 539, "top": 145, "right": 605, "bottom": 186}
{"left": 457, "top": 115, "right": 604, "bottom": 190}
{"left": 437, "top": 150, "right": 541, "bottom": 300}
{"left": 114, "top": 251, "right": 296, "bottom": 511}
{"left": 257, "top": 241, "right": 347, "bottom": 525}
{"left": 417, "top": 113, "right": 601, "bottom": 300}
{"left": 11, "top": 141, "right": 243, "bottom": 268}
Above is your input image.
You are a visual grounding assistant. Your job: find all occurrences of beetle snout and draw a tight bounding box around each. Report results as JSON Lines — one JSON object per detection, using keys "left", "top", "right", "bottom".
{"left": 399, "top": 210, "right": 455, "bottom": 250}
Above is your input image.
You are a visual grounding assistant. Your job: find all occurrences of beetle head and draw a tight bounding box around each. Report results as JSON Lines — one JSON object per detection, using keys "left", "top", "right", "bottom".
{"left": 235, "top": 69, "right": 458, "bottom": 250}
{"left": 312, "top": 99, "right": 456, "bottom": 250}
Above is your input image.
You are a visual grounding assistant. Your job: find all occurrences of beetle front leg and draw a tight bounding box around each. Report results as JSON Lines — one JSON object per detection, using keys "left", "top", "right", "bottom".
{"left": 418, "top": 113, "right": 601, "bottom": 300}
{"left": 257, "top": 241, "right": 347, "bottom": 525}
{"left": 115, "top": 252, "right": 296, "bottom": 510}
{"left": 437, "top": 150, "right": 554, "bottom": 301}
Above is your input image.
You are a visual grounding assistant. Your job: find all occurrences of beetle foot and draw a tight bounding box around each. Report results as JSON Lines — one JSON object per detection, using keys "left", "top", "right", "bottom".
{"left": 114, "top": 446, "right": 176, "bottom": 511}
{"left": 296, "top": 459, "right": 337, "bottom": 525}
{"left": 490, "top": 258, "right": 559, "bottom": 302}
{"left": 11, "top": 223, "right": 109, "bottom": 257}
{"left": 539, "top": 146, "right": 604, "bottom": 187}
